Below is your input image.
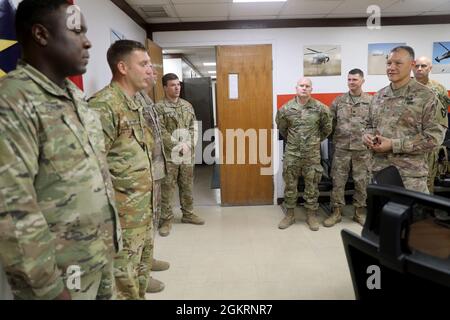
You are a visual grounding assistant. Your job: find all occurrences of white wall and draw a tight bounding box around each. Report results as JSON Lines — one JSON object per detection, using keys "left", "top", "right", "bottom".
{"left": 154, "top": 24, "right": 450, "bottom": 200}
{"left": 77, "top": 0, "right": 146, "bottom": 98}
{"left": 163, "top": 58, "right": 183, "bottom": 80}
{"left": 10, "top": 0, "right": 146, "bottom": 98}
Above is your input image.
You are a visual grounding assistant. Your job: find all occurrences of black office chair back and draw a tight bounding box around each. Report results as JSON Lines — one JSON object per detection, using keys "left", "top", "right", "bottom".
{"left": 342, "top": 185, "right": 450, "bottom": 299}
{"left": 372, "top": 165, "right": 404, "bottom": 188}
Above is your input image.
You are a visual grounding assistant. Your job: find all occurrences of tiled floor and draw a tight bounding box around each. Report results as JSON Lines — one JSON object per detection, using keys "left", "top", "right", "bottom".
{"left": 147, "top": 165, "right": 362, "bottom": 300}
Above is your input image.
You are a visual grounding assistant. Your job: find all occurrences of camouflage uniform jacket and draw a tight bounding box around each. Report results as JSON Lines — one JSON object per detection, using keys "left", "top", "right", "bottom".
{"left": 0, "top": 62, "right": 122, "bottom": 300}
{"left": 424, "top": 79, "right": 449, "bottom": 127}
{"left": 276, "top": 97, "right": 333, "bottom": 160}
{"left": 89, "top": 82, "right": 154, "bottom": 229}
{"left": 155, "top": 98, "right": 196, "bottom": 163}
{"left": 135, "top": 91, "right": 167, "bottom": 181}
{"left": 366, "top": 79, "right": 446, "bottom": 177}
{"left": 331, "top": 92, "right": 373, "bottom": 151}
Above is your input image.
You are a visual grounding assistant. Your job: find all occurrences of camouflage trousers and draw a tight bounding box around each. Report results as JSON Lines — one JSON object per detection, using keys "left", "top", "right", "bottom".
{"left": 145, "top": 180, "right": 161, "bottom": 273}
{"left": 282, "top": 157, "right": 323, "bottom": 211}
{"left": 160, "top": 162, "right": 194, "bottom": 221}
{"left": 331, "top": 148, "right": 371, "bottom": 209}
{"left": 426, "top": 149, "right": 439, "bottom": 193}
{"left": 402, "top": 176, "right": 430, "bottom": 194}
{"left": 114, "top": 223, "right": 152, "bottom": 300}
{"left": 371, "top": 169, "right": 430, "bottom": 194}
{"left": 153, "top": 179, "right": 162, "bottom": 230}
{"left": 69, "top": 261, "right": 116, "bottom": 300}
{"left": 12, "top": 262, "right": 116, "bottom": 300}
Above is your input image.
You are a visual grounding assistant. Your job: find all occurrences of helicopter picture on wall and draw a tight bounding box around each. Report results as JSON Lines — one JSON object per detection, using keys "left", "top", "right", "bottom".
{"left": 303, "top": 45, "right": 341, "bottom": 77}
{"left": 432, "top": 41, "right": 450, "bottom": 74}
{"left": 368, "top": 42, "right": 406, "bottom": 75}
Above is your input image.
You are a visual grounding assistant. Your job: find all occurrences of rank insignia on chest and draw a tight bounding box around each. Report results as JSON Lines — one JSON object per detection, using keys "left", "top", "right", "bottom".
{"left": 405, "top": 96, "right": 415, "bottom": 104}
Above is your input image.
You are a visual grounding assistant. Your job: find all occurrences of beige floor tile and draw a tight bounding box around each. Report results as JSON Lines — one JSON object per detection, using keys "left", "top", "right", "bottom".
{"left": 151, "top": 166, "right": 357, "bottom": 300}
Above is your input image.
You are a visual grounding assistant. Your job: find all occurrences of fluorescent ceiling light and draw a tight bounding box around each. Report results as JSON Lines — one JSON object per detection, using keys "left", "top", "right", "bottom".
{"left": 204, "top": 62, "right": 216, "bottom": 66}
{"left": 208, "top": 71, "right": 217, "bottom": 74}
{"left": 233, "top": 0, "right": 287, "bottom": 2}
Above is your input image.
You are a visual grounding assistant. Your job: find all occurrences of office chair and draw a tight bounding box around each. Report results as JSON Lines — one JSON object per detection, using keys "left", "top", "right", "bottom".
{"left": 342, "top": 184, "right": 450, "bottom": 299}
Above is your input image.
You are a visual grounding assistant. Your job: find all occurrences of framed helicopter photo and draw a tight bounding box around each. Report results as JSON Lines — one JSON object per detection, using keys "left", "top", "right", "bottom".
{"left": 303, "top": 45, "right": 341, "bottom": 77}
{"left": 432, "top": 41, "right": 450, "bottom": 74}
{"left": 368, "top": 42, "right": 406, "bottom": 75}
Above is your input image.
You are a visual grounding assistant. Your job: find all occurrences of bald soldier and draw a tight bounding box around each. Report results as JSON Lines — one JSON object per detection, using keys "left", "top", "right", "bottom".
{"left": 0, "top": 0, "right": 121, "bottom": 300}
{"left": 276, "top": 78, "right": 333, "bottom": 231}
{"left": 364, "top": 46, "right": 447, "bottom": 193}
{"left": 413, "top": 56, "right": 450, "bottom": 193}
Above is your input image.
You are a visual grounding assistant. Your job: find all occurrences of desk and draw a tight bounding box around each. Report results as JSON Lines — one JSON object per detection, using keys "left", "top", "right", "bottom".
{"left": 409, "top": 217, "right": 450, "bottom": 260}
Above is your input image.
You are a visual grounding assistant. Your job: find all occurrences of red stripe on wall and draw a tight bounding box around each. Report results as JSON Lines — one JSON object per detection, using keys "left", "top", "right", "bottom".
{"left": 277, "top": 93, "right": 374, "bottom": 109}
{"left": 277, "top": 91, "right": 450, "bottom": 111}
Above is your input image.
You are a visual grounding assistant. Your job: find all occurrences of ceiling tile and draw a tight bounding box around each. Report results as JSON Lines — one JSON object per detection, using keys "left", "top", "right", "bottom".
{"left": 174, "top": 3, "right": 229, "bottom": 17}
{"left": 326, "top": 12, "right": 372, "bottom": 18}
{"left": 146, "top": 17, "right": 181, "bottom": 23}
{"left": 230, "top": 2, "right": 285, "bottom": 16}
{"left": 229, "top": 15, "right": 279, "bottom": 20}
{"left": 279, "top": 0, "right": 343, "bottom": 15}
{"left": 382, "top": 11, "right": 425, "bottom": 16}
{"left": 126, "top": 0, "right": 168, "bottom": 5}
{"left": 383, "top": 0, "right": 449, "bottom": 13}
{"left": 180, "top": 17, "right": 228, "bottom": 22}
{"left": 279, "top": 14, "right": 328, "bottom": 19}
{"left": 331, "top": 0, "right": 398, "bottom": 14}
{"left": 172, "top": 0, "right": 230, "bottom": 3}
{"left": 420, "top": 9, "right": 450, "bottom": 15}
{"left": 427, "top": 0, "right": 450, "bottom": 11}
{"left": 131, "top": 4, "right": 176, "bottom": 19}
{"left": 126, "top": 0, "right": 450, "bottom": 23}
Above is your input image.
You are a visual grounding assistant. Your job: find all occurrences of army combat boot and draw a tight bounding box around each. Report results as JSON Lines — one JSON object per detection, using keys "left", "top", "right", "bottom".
{"left": 353, "top": 207, "right": 366, "bottom": 226}
{"left": 151, "top": 258, "right": 170, "bottom": 272}
{"left": 278, "top": 208, "right": 295, "bottom": 229}
{"left": 146, "top": 277, "right": 165, "bottom": 293}
{"left": 306, "top": 209, "right": 320, "bottom": 231}
{"left": 323, "top": 207, "right": 342, "bottom": 227}
{"left": 159, "top": 219, "right": 172, "bottom": 237}
{"left": 181, "top": 213, "right": 205, "bottom": 225}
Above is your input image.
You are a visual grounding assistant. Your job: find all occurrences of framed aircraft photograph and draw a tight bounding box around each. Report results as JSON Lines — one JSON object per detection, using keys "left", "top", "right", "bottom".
{"left": 303, "top": 45, "right": 341, "bottom": 77}
{"left": 432, "top": 41, "right": 450, "bottom": 74}
{"left": 368, "top": 42, "right": 406, "bottom": 75}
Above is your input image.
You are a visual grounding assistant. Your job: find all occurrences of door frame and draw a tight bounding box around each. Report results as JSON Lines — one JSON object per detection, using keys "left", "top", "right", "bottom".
{"left": 155, "top": 40, "right": 279, "bottom": 205}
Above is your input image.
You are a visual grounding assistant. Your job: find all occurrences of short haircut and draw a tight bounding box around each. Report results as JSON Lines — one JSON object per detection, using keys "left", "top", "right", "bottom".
{"left": 348, "top": 68, "right": 364, "bottom": 78}
{"left": 107, "top": 40, "right": 146, "bottom": 74}
{"left": 15, "top": 0, "right": 70, "bottom": 43}
{"left": 390, "top": 45, "right": 415, "bottom": 60}
{"left": 162, "top": 73, "right": 179, "bottom": 87}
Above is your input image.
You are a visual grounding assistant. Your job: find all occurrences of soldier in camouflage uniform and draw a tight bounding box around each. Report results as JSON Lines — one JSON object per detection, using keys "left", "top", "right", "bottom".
{"left": 134, "top": 69, "right": 170, "bottom": 294}
{"left": 89, "top": 40, "right": 154, "bottom": 300}
{"left": 413, "top": 56, "right": 450, "bottom": 193}
{"left": 276, "top": 78, "right": 333, "bottom": 231}
{"left": 0, "top": 0, "right": 121, "bottom": 300}
{"left": 324, "top": 69, "right": 373, "bottom": 228}
{"left": 155, "top": 73, "right": 205, "bottom": 237}
{"left": 364, "top": 46, "right": 447, "bottom": 193}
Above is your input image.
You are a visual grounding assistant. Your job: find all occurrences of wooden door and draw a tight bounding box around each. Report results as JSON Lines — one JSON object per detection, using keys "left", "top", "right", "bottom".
{"left": 216, "top": 45, "right": 273, "bottom": 206}
{"left": 146, "top": 39, "right": 164, "bottom": 102}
